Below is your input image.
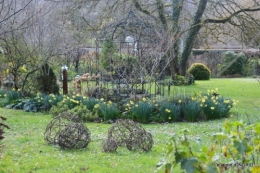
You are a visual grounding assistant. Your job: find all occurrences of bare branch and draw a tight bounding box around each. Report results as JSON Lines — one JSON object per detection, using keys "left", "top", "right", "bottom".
{"left": 204, "top": 7, "right": 260, "bottom": 24}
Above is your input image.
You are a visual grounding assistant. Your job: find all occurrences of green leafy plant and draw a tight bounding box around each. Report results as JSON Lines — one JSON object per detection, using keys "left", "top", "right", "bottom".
{"left": 157, "top": 119, "right": 260, "bottom": 173}
{"left": 49, "top": 101, "right": 70, "bottom": 117}
{"left": 187, "top": 63, "right": 211, "bottom": 80}
{"left": 68, "top": 103, "right": 94, "bottom": 122}
{"left": 172, "top": 74, "right": 194, "bottom": 86}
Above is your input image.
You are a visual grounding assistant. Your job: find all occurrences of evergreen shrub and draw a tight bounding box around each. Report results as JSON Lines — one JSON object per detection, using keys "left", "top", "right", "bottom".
{"left": 221, "top": 51, "right": 247, "bottom": 76}
{"left": 187, "top": 63, "right": 211, "bottom": 80}
{"left": 36, "top": 63, "right": 59, "bottom": 94}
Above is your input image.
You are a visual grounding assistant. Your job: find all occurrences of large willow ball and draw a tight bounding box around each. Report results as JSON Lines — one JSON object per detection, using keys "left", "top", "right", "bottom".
{"left": 126, "top": 129, "right": 153, "bottom": 152}
{"left": 102, "top": 137, "right": 118, "bottom": 152}
{"left": 107, "top": 119, "right": 143, "bottom": 146}
{"left": 57, "top": 123, "right": 91, "bottom": 149}
{"left": 44, "top": 112, "right": 82, "bottom": 144}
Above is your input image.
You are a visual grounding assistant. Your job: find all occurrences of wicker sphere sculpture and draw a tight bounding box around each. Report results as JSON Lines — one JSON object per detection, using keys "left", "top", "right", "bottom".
{"left": 44, "top": 112, "right": 82, "bottom": 144}
{"left": 57, "top": 123, "right": 91, "bottom": 149}
{"left": 102, "top": 137, "right": 118, "bottom": 152}
{"left": 126, "top": 129, "right": 153, "bottom": 152}
{"left": 106, "top": 119, "right": 153, "bottom": 152}
{"left": 107, "top": 119, "right": 143, "bottom": 146}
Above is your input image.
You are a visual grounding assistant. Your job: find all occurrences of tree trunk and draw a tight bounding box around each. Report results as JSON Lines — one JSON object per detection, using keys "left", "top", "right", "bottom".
{"left": 170, "top": 0, "right": 184, "bottom": 75}
{"left": 179, "top": 0, "right": 207, "bottom": 75}
{"left": 12, "top": 71, "right": 19, "bottom": 90}
{"left": 156, "top": 0, "right": 168, "bottom": 30}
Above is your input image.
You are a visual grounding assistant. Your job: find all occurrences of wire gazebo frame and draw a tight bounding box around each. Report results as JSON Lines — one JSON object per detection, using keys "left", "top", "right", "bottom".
{"left": 94, "top": 10, "right": 168, "bottom": 101}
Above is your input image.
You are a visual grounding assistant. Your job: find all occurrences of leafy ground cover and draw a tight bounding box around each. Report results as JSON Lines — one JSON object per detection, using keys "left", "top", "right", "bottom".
{"left": 0, "top": 78, "right": 259, "bottom": 173}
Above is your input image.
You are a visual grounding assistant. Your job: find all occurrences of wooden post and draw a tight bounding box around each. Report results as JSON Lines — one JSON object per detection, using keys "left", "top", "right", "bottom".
{"left": 63, "top": 69, "right": 68, "bottom": 95}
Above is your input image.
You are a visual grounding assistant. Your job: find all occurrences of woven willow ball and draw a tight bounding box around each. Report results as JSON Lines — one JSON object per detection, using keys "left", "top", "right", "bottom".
{"left": 58, "top": 111, "right": 82, "bottom": 123}
{"left": 126, "top": 129, "right": 153, "bottom": 152}
{"left": 107, "top": 119, "right": 143, "bottom": 146}
{"left": 102, "top": 137, "right": 118, "bottom": 152}
{"left": 44, "top": 112, "right": 82, "bottom": 144}
{"left": 57, "top": 123, "right": 91, "bottom": 149}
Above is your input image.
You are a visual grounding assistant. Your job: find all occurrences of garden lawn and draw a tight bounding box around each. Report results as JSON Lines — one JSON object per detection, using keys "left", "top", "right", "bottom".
{"left": 0, "top": 78, "right": 260, "bottom": 173}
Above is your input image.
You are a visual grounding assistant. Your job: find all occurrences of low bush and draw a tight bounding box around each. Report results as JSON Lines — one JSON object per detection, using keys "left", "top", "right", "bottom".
{"left": 172, "top": 74, "right": 194, "bottom": 85}
{"left": 68, "top": 103, "right": 99, "bottom": 122}
{"left": 187, "top": 63, "right": 211, "bottom": 80}
{"left": 49, "top": 102, "right": 70, "bottom": 117}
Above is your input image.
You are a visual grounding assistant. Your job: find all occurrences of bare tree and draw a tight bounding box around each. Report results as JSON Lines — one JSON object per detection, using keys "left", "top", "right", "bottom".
{"left": 0, "top": 0, "right": 60, "bottom": 94}
{"left": 53, "top": 0, "right": 260, "bottom": 76}
{"left": 0, "top": 0, "right": 35, "bottom": 35}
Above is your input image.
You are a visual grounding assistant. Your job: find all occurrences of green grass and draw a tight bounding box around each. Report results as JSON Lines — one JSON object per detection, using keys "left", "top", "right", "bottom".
{"left": 1, "top": 78, "right": 260, "bottom": 173}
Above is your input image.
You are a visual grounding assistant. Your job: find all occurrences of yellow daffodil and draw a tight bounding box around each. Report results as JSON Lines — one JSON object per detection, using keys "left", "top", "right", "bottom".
{"left": 165, "top": 109, "right": 171, "bottom": 113}
{"left": 94, "top": 104, "right": 99, "bottom": 109}
{"left": 224, "top": 100, "right": 230, "bottom": 104}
